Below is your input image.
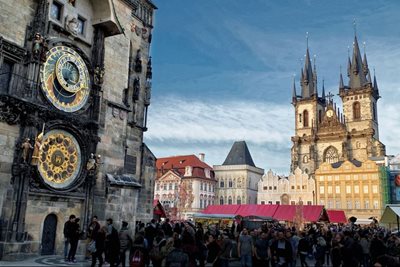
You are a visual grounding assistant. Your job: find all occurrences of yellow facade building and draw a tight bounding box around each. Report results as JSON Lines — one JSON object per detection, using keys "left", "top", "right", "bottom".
{"left": 315, "top": 159, "right": 384, "bottom": 220}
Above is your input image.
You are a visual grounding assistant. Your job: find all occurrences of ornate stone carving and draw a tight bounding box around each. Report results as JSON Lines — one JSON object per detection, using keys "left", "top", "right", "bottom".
{"left": 0, "top": 99, "right": 22, "bottom": 125}
{"left": 134, "top": 50, "right": 142, "bottom": 73}
{"left": 66, "top": 16, "right": 79, "bottom": 36}
{"left": 133, "top": 78, "right": 140, "bottom": 101}
{"left": 94, "top": 66, "right": 105, "bottom": 85}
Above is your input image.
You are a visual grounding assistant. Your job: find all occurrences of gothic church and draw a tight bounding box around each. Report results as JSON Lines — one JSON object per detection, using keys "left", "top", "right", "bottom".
{"left": 291, "top": 33, "right": 386, "bottom": 176}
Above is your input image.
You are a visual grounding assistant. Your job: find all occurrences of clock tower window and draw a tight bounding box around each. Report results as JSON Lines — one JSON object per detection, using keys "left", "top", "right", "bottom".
{"left": 303, "top": 110, "right": 309, "bottom": 127}
{"left": 353, "top": 101, "right": 361, "bottom": 120}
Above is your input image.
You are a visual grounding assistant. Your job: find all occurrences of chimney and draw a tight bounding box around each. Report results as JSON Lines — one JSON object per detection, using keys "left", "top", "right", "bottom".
{"left": 198, "top": 153, "right": 205, "bottom": 162}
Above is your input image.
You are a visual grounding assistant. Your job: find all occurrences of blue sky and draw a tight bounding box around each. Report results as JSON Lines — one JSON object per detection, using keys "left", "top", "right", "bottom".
{"left": 144, "top": 0, "right": 400, "bottom": 174}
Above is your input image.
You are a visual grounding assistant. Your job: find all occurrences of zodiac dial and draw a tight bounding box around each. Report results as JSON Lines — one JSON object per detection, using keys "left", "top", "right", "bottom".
{"left": 40, "top": 46, "right": 90, "bottom": 112}
{"left": 37, "top": 130, "right": 82, "bottom": 189}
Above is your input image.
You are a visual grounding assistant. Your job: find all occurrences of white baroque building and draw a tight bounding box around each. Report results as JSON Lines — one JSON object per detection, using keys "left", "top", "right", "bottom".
{"left": 257, "top": 167, "right": 316, "bottom": 205}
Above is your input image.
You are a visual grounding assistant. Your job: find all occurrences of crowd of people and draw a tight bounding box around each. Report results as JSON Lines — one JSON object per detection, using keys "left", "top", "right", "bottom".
{"left": 63, "top": 215, "right": 400, "bottom": 267}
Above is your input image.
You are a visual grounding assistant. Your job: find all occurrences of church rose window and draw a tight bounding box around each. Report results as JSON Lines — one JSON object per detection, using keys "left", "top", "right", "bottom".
{"left": 323, "top": 146, "right": 339, "bottom": 163}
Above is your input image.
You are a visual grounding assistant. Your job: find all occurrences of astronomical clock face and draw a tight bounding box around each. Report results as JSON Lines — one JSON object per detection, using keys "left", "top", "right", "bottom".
{"left": 37, "top": 130, "right": 82, "bottom": 190}
{"left": 40, "top": 46, "right": 90, "bottom": 112}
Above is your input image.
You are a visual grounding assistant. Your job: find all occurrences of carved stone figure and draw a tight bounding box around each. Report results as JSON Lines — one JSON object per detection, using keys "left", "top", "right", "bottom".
{"left": 21, "top": 138, "right": 33, "bottom": 163}
{"left": 32, "top": 33, "right": 43, "bottom": 60}
{"left": 134, "top": 50, "right": 142, "bottom": 73}
{"left": 94, "top": 66, "right": 105, "bottom": 85}
{"left": 146, "top": 57, "right": 152, "bottom": 80}
{"left": 86, "top": 153, "right": 96, "bottom": 171}
{"left": 66, "top": 16, "right": 79, "bottom": 36}
{"left": 31, "top": 133, "right": 43, "bottom": 165}
{"left": 133, "top": 78, "right": 140, "bottom": 101}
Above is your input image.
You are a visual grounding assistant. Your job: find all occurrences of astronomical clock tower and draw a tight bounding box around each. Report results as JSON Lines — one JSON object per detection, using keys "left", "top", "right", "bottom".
{"left": 0, "top": 0, "right": 157, "bottom": 259}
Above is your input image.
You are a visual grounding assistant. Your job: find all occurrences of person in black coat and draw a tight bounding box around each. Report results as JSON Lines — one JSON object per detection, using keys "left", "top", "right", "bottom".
{"left": 298, "top": 232, "right": 310, "bottom": 267}
{"left": 105, "top": 218, "right": 120, "bottom": 267}
{"left": 67, "top": 217, "right": 81, "bottom": 263}
{"left": 91, "top": 226, "right": 107, "bottom": 267}
{"left": 270, "top": 231, "right": 293, "bottom": 267}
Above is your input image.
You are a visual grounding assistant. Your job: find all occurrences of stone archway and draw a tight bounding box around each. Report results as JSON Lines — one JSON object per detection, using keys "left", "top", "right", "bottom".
{"left": 41, "top": 214, "right": 57, "bottom": 255}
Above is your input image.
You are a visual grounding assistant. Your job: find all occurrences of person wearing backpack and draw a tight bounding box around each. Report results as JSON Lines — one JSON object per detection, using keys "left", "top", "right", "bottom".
{"left": 119, "top": 221, "right": 133, "bottom": 267}
{"left": 130, "top": 234, "right": 147, "bottom": 267}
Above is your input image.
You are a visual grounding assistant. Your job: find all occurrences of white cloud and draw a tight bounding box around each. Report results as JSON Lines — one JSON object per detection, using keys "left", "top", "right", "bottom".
{"left": 145, "top": 97, "right": 293, "bottom": 145}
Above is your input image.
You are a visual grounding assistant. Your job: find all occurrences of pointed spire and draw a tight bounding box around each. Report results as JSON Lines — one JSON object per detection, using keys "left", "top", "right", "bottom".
{"left": 367, "top": 71, "right": 372, "bottom": 84}
{"left": 349, "top": 34, "right": 368, "bottom": 88}
{"left": 322, "top": 79, "right": 326, "bottom": 100}
{"left": 292, "top": 75, "right": 297, "bottom": 104}
{"left": 362, "top": 42, "right": 369, "bottom": 75}
{"left": 339, "top": 73, "right": 344, "bottom": 89}
{"left": 373, "top": 70, "right": 379, "bottom": 93}
{"left": 313, "top": 55, "right": 318, "bottom": 97}
{"left": 347, "top": 55, "right": 351, "bottom": 78}
{"left": 300, "top": 33, "right": 315, "bottom": 99}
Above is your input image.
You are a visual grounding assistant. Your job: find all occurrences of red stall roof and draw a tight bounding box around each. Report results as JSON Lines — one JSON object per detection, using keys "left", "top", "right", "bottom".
{"left": 236, "top": 204, "right": 279, "bottom": 217}
{"left": 327, "top": 210, "right": 347, "bottom": 223}
{"left": 273, "top": 205, "right": 327, "bottom": 222}
{"left": 203, "top": 204, "right": 240, "bottom": 215}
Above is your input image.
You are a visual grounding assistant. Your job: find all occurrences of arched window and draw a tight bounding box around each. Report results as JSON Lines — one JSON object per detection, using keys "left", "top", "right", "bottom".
{"left": 228, "top": 179, "right": 233, "bottom": 188}
{"left": 228, "top": 196, "right": 232, "bottom": 204}
{"left": 353, "top": 102, "right": 361, "bottom": 120}
{"left": 323, "top": 146, "right": 339, "bottom": 163}
{"left": 237, "top": 196, "right": 241, "bottom": 204}
{"left": 303, "top": 110, "right": 309, "bottom": 127}
{"left": 219, "top": 196, "right": 224, "bottom": 205}
{"left": 303, "top": 155, "right": 309, "bottom": 163}
{"left": 220, "top": 180, "right": 224, "bottom": 188}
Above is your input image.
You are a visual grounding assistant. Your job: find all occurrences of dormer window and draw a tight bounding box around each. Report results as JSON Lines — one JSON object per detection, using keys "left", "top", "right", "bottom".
{"left": 184, "top": 166, "right": 192, "bottom": 176}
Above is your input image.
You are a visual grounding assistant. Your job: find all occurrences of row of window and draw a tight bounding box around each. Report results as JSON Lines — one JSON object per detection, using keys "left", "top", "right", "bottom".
{"left": 200, "top": 199, "right": 214, "bottom": 209}
{"left": 298, "top": 100, "right": 376, "bottom": 128}
{"left": 320, "top": 199, "right": 379, "bottom": 209}
{"left": 319, "top": 174, "right": 377, "bottom": 181}
{"left": 51, "top": 1, "right": 86, "bottom": 35}
{"left": 132, "top": 1, "right": 154, "bottom": 26}
{"left": 319, "top": 184, "right": 379, "bottom": 194}
{"left": 260, "top": 200, "right": 313, "bottom": 205}
{"left": 263, "top": 185, "right": 307, "bottom": 191}
{"left": 200, "top": 182, "right": 215, "bottom": 192}
{"left": 219, "top": 196, "right": 245, "bottom": 205}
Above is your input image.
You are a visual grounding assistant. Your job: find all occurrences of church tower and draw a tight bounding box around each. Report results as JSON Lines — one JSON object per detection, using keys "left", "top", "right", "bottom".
{"left": 290, "top": 31, "right": 385, "bottom": 177}
{"left": 339, "top": 35, "right": 383, "bottom": 159}
{"left": 291, "top": 44, "right": 326, "bottom": 174}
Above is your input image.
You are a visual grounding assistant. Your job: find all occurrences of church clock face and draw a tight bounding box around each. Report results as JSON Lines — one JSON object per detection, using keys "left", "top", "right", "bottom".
{"left": 37, "top": 130, "right": 82, "bottom": 190}
{"left": 40, "top": 46, "right": 90, "bottom": 112}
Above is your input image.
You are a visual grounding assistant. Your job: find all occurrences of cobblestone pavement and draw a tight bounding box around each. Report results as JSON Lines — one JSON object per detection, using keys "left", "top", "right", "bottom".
{"left": 0, "top": 256, "right": 321, "bottom": 267}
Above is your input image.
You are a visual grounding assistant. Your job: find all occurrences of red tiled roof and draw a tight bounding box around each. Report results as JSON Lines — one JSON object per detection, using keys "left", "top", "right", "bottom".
{"left": 156, "top": 155, "right": 212, "bottom": 169}
{"left": 327, "top": 210, "right": 347, "bottom": 223}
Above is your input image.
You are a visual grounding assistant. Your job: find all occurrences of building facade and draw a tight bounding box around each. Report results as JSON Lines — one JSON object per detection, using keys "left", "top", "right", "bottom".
{"left": 214, "top": 141, "right": 264, "bottom": 205}
{"left": 0, "top": 0, "right": 156, "bottom": 259}
{"left": 291, "top": 34, "right": 385, "bottom": 177}
{"left": 258, "top": 168, "right": 315, "bottom": 205}
{"left": 154, "top": 154, "right": 217, "bottom": 220}
{"left": 315, "top": 160, "right": 384, "bottom": 219}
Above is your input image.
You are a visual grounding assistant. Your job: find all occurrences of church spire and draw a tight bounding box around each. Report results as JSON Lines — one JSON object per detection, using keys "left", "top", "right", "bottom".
{"left": 373, "top": 70, "right": 379, "bottom": 95}
{"left": 322, "top": 79, "right": 326, "bottom": 100}
{"left": 362, "top": 42, "right": 369, "bottom": 75}
{"left": 339, "top": 72, "right": 344, "bottom": 89}
{"left": 300, "top": 33, "right": 315, "bottom": 99}
{"left": 292, "top": 76, "right": 297, "bottom": 104}
{"left": 349, "top": 35, "right": 367, "bottom": 88}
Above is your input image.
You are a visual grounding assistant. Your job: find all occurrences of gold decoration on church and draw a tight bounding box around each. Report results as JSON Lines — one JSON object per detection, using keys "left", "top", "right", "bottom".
{"left": 37, "top": 130, "right": 82, "bottom": 189}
